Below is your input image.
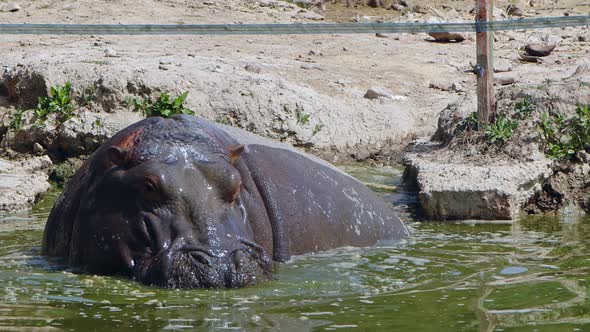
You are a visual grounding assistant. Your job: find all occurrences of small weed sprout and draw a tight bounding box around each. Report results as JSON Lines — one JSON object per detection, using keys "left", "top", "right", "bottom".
{"left": 35, "top": 81, "right": 74, "bottom": 122}
{"left": 78, "top": 85, "right": 97, "bottom": 106}
{"left": 215, "top": 115, "right": 231, "bottom": 125}
{"left": 296, "top": 109, "right": 310, "bottom": 125}
{"left": 456, "top": 112, "right": 479, "bottom": 133}
{"left": 484, "top": 113, "right": 518, "bottom": 145}
{"left": 92, "top": 118, "right": 104, "bottom": 130}
{"left": 9, "top": 108, "right": 25, "bottom": 130}
{"left": 514, "top": 96, "right": 536, "bottom": 119}
{"left": 312, "top": 124, "right": 324, "bottom": 136}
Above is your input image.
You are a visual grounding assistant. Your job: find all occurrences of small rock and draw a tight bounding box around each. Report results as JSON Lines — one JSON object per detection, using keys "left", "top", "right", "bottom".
{"left": 300, "top": 64, "right": 322, "bottom": 71}
{"left": 376, "top": 33, "right": 389, "bottom": 38}
{"left": 244, "top": 63, "right": 262, "bottom": 74}
{"left": 411, "top": 5, "right": 427, "bottom": 14}
{"left": 364, "top": 87, "right": 405, "bottom": 101}
{"left": 1, "top": 2, "right": 21, "bottom": 12}
{"left": 428, "top": 32, "right": 465, "bottom": 43}
{"left": 391, "top": 4, "right": 405, "bottom": 11}
{"left": 159, "top": 60, "right": 172, "bottom": 65}
{"left": 308, "top": 49, "right": 319, "bottom": 56}
{"left": 367, "top": 0, "right": 385, "bottom": 8}
{"left": 506, "top": 5, "right": 525, "bottom": 17}
{"left": 578, "top": 34, "right": 589, "bottom": 42}
{"left": 104, "top": 48, "right": 118, "bottom": 57}
{"left": 495, "top": 74, "right": 516, "bottom": 85}
{"left": 158, "top": 65, "right": 169, "bottom": 71}
{"left": 297, "top": 11, "right": 325, "bottom": 21}
{"left": 519, "top": 53, "right": 542, "bottom": 63}
{"left": 450, "top": 82, "right": 464, "bottom": 92}
{"left": 524, "top": 44, "right": 556, "bottom": 57}
{"left": 428, "top": 80, "right": 452, "bottom": 91}
{"left": 577, "top": 150, "right": 590, "bottom": 163}
{"left": 32, "top": 142, "right": 44, "bottom": 154}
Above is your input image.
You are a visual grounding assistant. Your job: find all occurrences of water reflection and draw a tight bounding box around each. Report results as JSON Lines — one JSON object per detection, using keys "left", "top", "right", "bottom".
{"left": 0, "top": 166, "right": 588, "bottom": 331}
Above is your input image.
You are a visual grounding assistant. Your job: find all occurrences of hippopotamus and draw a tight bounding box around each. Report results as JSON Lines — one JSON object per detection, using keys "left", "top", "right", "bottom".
{"left": 42, "top": 115, "right": 408, "bottom": 288}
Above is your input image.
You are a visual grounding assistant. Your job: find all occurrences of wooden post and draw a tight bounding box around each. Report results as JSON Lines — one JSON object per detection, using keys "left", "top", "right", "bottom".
{"left": 475, "top": 0, "right": 494, "bottom": 124}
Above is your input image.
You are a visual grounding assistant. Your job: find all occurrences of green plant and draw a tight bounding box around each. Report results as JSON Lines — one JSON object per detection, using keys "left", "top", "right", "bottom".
{"left": 92, "top": 118, "right": 104, "bottom": 130}
{"left": 312, "top": 124, "right": 324, "bottom": 136}
{"left": 9, "top": 108, "right": 25, "bottom": 130}
{"left": 514, "top": 96, "right": 536, "bottom": 119}
{"left": 484, "top": 113, "right": 518, "bottom": 145}
{"left": 215, "top": 115, "right": 231, "bottom": 125}
{"left": 126, "top": 92, "right": 194, "bottom": 118}
{"left": 35, "top": 81, "right": 74, "bottom": 122}
{"left": 78, "top": 85, "right": 97, "bottom": 106}
{"left": 456, "top": 111, "right": 479, "bottom": 132}
{"left": 538, "top": 105, "right": 590, "bottom": 160}
{"left": 296, "top": 109, "right": 310, "bottom": 125}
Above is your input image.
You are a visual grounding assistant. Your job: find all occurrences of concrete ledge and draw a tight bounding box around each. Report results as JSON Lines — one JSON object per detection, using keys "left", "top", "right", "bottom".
{"left": 404, "top": 153, "right": 553, "bottom": 220}
{"left": 0, "top": 156, "right": 52, "bottom": 211}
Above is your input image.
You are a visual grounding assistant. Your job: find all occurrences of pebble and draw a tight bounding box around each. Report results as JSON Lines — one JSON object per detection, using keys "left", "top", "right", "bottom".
{"left": 104, "top": 48, "right": 118, "bottom": 57}
{"left": 576, "top": 151, "right": 590, "bottom": 163}
{"left": 244, "top": 63, "right": 262, "bottom": 74}
{"left": 428, "top": 32, "right": 465, "bottom": 43}
{"left": 32, "top": 142, "right": 44, "bottom": 154}
{"left": 158, "top": 65, "right": 169, "bottom": 71}
{"left": 506, "top": 5, "right": 525, "bottom": 17}
{"left": 1, "top": 2, "right": 21, "bottom": 12}
{"left": 428, "top": 80, "right": 452, "bottom": 91}
{"left": 364, "top": 87, "right": 405, "bottom": 101}
{"left": 300, "top": 64, "right": 322, "bottom": 71}
{"left": 391, "top": 4, "right": 405, "bottom": 11}
{"left": 494, "top": 74, "right": 516, "bottom": 85}
{"left": 375, "top": 33, "right": 389, "bottom": 38}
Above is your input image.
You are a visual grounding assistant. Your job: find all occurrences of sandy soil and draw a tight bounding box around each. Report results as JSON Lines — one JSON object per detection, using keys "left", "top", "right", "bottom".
{"left": 0, "top": 0, "right": 589, "bottom": 160}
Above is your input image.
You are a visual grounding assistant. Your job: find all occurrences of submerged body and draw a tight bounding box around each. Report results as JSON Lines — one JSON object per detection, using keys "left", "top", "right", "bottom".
{"left": 42, "top": 115, "right": 408, "bottom": 288}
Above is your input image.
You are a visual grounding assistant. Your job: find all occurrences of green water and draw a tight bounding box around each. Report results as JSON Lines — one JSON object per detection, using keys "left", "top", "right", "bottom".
{"left": 1, "top": 165, "right": 590, "bottom": 331}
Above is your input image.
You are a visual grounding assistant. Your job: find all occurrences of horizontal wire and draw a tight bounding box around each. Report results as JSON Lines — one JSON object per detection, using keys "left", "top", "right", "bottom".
{"left": 0, "top": 15, "right": 588, "bottom": 35}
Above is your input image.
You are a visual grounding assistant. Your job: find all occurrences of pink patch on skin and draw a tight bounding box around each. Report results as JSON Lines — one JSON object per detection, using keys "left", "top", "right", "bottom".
{"left": 105, "top": 128, "right": 144, "bottom": 168}
{"left": 113, "top": 128, "right": 144, "bottom": 151}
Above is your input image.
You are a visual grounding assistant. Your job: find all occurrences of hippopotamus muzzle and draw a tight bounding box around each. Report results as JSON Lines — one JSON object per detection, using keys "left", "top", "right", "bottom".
{"left": 42, "top": 115, "right": 409, "bottom": 289}
{"left": 138, "top": 238, "right": 271, "bottom": 289}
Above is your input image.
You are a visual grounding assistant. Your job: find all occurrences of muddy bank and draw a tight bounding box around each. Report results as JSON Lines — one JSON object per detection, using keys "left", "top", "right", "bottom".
{"left": 404, "top": 64, "right": 590, "bottom": 220}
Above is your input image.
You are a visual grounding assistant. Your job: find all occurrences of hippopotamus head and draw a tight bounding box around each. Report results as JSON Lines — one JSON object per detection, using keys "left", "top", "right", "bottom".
{"left": 45, "top": 116, "right": 271, "bottom": 288}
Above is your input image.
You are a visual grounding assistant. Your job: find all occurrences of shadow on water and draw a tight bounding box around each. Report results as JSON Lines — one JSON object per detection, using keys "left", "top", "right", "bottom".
{"left": 0, "top": 165, "right": 589, "bottom": 331}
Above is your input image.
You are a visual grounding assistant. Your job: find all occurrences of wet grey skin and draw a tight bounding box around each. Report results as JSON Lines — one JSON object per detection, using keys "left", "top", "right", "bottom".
{"left": 42, "top": 115, "right": 409, "bottom": 289}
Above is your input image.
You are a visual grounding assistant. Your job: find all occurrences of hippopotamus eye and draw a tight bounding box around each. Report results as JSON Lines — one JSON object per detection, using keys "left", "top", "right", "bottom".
{"left": 140, "top": 177, "right": 161, "bottom": 196}
{"left": 144, "top": 180, "right": 157, "bottom": 193}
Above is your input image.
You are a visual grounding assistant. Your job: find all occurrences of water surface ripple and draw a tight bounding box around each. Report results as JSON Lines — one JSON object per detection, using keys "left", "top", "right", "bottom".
{"left": 0, "top": 165, "right": 588, "bottom": 331}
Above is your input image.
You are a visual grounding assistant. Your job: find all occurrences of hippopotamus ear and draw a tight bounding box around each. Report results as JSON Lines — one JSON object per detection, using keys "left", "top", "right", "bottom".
{"left": 229, "top": 145, "right": 244, "bottom": 164}
{"left": 107, "top": 146, "right": 129, "bottom": 167}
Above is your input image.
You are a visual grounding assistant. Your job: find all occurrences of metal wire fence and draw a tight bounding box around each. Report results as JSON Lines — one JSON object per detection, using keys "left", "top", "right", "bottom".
{"left": 0, "top": 15, "right": 588, "bottom": 35}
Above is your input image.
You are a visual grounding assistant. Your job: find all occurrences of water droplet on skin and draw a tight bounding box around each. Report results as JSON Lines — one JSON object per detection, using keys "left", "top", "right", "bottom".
{"left": 500, "top": 266, "right": 528, "bottom": 275}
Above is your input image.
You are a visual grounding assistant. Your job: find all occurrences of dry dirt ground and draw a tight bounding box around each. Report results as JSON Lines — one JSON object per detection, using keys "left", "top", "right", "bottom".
{"left": 0, "top": 0, "right": 588, "bottom": 211}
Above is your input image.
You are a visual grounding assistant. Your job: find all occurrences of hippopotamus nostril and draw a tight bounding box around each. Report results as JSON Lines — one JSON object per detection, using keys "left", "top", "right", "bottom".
{"left": 231, "top": 249, "right": 250, "bottom": 271}
{"left": 190, "top": 251, "right": 211, "bottom": 266}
